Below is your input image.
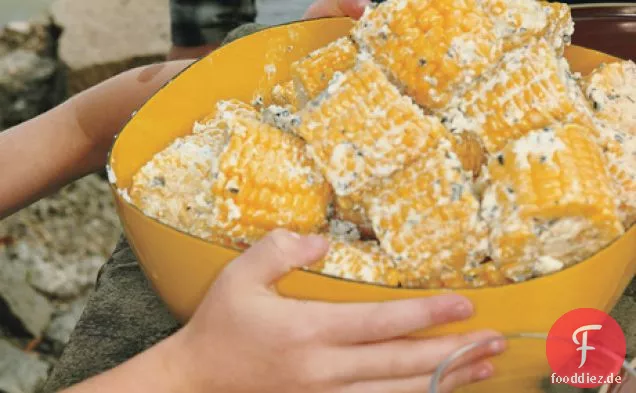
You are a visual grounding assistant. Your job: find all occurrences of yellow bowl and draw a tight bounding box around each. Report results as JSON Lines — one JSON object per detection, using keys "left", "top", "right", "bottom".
{"left": 108, "top": 17, "right": 636, "bottom": 393}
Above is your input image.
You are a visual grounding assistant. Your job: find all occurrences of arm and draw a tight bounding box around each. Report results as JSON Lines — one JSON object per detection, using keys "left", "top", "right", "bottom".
{"left": 0, "top": 60, "right": 193, "bottom": 219}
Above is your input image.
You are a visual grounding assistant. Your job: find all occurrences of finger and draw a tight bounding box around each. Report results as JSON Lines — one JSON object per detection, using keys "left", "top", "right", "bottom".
{"left": 221, "top": 229, "right": 329, "bottom": 288}
{"left": 435, "top": 360, "right": 494, "bottom": 393}
{"left": 303, "top": 0, "right": 371, "bottom": 19}
{"left": 309, "top": 294, "right": 474, "bottom": 344}
{"left": 338, "top": 360, "right": 494, "bottom": 393}
{"left": 338, "top": 0, "right": 371, "bottom": 19}
{"left": 330, "top": 330, "right": 504, "bottom": 381}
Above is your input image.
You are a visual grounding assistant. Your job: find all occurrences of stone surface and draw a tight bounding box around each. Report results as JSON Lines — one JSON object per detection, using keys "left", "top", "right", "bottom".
{"left": 0, "top": 17, "right": 59, "bottom": 131}
{"left": 51, "top": 0, "right": 170, "bottom": 96}
{"left": 45, "top": 297, "right": 88, "bottom": 347}
{"left": 0, "top": 340, "right": 50, "bottom": 393}
{"left": 0, "top": 258, "right": 54, "bottom": 337}
{"left": 0, "top": 175, "right": 120, "bottom": 338}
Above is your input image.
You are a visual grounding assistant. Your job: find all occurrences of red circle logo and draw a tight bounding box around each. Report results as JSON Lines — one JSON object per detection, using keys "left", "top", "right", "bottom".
{"left": 546, "top": 308, "right": 626, "bottom": 388}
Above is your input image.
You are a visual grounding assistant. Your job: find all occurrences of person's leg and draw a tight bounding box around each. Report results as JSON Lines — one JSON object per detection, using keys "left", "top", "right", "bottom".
{"left": 168, "top": 0, "right": 257, "bottom": 60}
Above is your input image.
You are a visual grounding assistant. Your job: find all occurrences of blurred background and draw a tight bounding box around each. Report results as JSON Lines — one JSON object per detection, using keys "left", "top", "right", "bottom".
{"left": 0, "top": 0, "right": 312, "bottom": 392}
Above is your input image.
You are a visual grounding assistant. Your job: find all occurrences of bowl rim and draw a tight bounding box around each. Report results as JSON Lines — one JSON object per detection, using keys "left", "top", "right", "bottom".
{"left": 106, "top": 16, "right": 634, "bottom": 293}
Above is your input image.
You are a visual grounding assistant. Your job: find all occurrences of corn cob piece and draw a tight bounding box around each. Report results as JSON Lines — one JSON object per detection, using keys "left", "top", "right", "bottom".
{"left": 308, "top": 238, "right": 401, "bottom": 286}
{"left": 364, "top": 142, "right": 489, "bottom": 281}
{"left": 541, "top": 1, "right": 573, "bottom": 54}
{"left": 211, "top": 112, "right": 333, "bottom": 245}
{"left": 296, "top": 58, "right": 449, "bottom": 199}
{"left": 129, "top": 130, "right": 234, "bottom": 245}
{"left": 351, "top": 0, "right": 558, "bottom": 110}
{"left": 441, "top": 39, "right": 595, "bottom": 154}
{"left": 581, "top": 60, "right": 636, "bottom": 137}
{"left": 481, "top": 124, "right": 625, "bottom": 281}
{"left": 270, "top": 81, "right": 299, "bottom": 111}
{"left": 291, "top": 37, "right": 358, "bottom": 106}
{"left": 351, "top": 0, "right": 505, "bottom": 110}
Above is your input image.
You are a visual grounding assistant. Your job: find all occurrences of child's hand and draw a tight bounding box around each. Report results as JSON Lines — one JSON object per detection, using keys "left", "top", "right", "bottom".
{"left": 171, "top": 229, "right": 506, "bottom": 393}
{"left": 303, "top": 0, "right": 371, "bottom": 20}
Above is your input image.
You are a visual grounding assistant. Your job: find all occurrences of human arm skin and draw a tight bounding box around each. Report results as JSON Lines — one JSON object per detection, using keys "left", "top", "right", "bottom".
{"left": 0, "top": 60, "right": 193, "bottom": 219}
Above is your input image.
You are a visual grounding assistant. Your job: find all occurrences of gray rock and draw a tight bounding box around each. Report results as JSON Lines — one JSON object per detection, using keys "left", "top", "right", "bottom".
{"left": 0, "top": 49, "right": 57, "bottom": 129}
{"left": 0, "top": 258, "right": 54, "bottom": 337}
{"left": 51, "top": 0, "right": 170, "bottom": 96}
{"left": 0, "top": 340, "right": 50, "bottom": 393}
{"left": 45, "top": 297, "right": 88, "bottom": 347}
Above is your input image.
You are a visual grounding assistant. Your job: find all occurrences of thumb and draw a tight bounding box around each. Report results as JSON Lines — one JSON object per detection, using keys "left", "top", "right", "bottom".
{"left": 303, "top": 0, "right": 370, "bottom": 20}
{"left": 222, "top": 229, "right": 330, "bottom": 288}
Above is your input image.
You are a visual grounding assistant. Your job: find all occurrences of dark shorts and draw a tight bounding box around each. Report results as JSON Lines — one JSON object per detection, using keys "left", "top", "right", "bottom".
{"left": 170, "top": 0, "right": 257, "bottom": 46}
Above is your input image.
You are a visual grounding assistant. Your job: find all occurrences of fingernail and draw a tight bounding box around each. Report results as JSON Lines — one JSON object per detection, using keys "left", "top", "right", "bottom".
{"left": 477, "top": 363, "right": 494, "bottom": 380}
{"left": 452, "top": 299, "right": 474, "bottom": 319}
{"left": 307, "top": 234, "right": 329, "bottom": 249}
{"left": 289, "top": 231, "right": 301, "bottom": 239}
{"left": 488, "top": 339, "right": 506, "bottom": 354}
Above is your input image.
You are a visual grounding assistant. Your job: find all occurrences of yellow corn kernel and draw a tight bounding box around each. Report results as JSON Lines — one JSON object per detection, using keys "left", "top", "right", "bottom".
{"left": 270, "top": 81, "right": 299, "bottom": 111}
{"left": 129, "top": 130, "right": 238, "bottom": 246}
{"left": 441, "top": 39, "right": 595, "bottom": 154}
{"left": 291, "top": 37, "right": 358, "bottom": 105}
{"left": 581, "top": 60, "right": 636, "bottom": 137}
{"left": 541, "top": 1, "right": 573, "bottom": 54}
{"left": 211, "top": 113, "right": 333, "bottom": 244}
{"left": 482, "top": 123, "right": 625, "bottom": 281}
{"left": 449, "top": 131, "right": 487, "bottom": 176}
{"left": 296, "top": 58, "right": 449, "bottom": 199}
{"left": 364, "top": 143, "right": 489, "bottom": 279}
{"left": 309, "top": 238, "right": 401, "bottom": 286}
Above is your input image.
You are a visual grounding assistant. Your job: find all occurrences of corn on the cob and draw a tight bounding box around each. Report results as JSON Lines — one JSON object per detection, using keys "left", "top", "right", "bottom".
{"left": 364, "top": 142, "right": 489, "bottom": 281}
{"left": 291, "top": 37, "right": 358, "bottom": 106}
{"left": 308, "top": 238, "right": 401, "bottom": 286}
{"left": 351, "top": 0, "right": 504, "bottom": 110}
{"left": 541, "top": 1, "right": 573, "bottom": 54}
{"left": 481, "top": 124, "right": 624, "bottom": 281}
{"left": 351, "top": 0, "right": 559, "bottom": 111}
{"left": 581, "top": 60, "right": 636, "bottom": 137}
{"left": 296, "top": 58, "right": 449, "bottom": 199}
{"left": 441, "top": 39, "right": 594, "bottom": 154}
{"left": 211, "top": 112, "right": 333, "bottom": 244}
{"left": 129, "top": 130, "right": 234, "bottom": 245}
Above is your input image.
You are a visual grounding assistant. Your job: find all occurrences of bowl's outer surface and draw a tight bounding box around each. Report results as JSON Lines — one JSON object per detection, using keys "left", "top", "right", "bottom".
{"left": 570, "top": 3, "right": 636, "bottom": 62}
{"left": 109, "top": 17, "right": 636, "bottom": 393}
